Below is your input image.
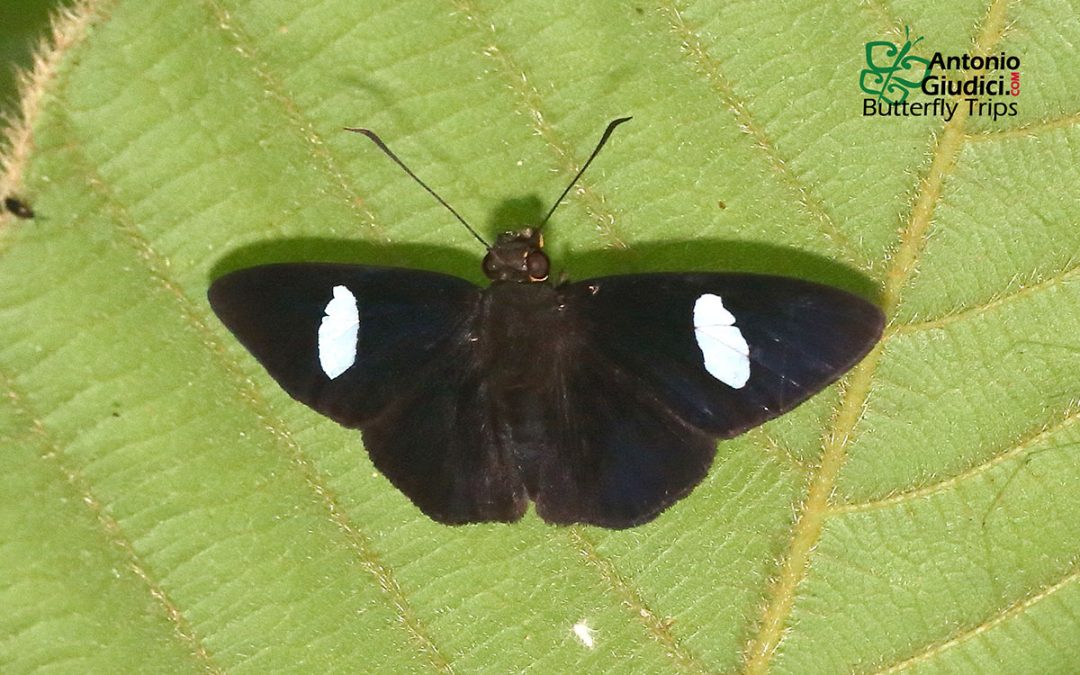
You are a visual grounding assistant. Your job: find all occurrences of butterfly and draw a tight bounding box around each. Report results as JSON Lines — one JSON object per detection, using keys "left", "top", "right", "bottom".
{"left": 208, "top": 118, "right": 884, "bottom": 528}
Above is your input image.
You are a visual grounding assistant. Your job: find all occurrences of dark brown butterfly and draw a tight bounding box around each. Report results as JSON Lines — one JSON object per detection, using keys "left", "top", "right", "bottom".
{"left": 209, "top": 119, "right": 883, "bottom": 528}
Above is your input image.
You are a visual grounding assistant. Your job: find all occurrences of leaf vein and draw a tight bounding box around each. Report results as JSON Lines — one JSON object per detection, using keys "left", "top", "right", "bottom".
{"left": 892, "top": 263, "right": 1079, "bottom": 335}
{"left": 0, "top": 370, "right": 222, "bottom": 673}
{"left": 870, "top": 564, "right": 1080, "bottom": 674}
{"left": 830, "top": 403, "right": 1079, "bottom": 514}
{"left": 656, "top": 0, "right": 872, "bottom": 272}
{"left": 965, "top": 109, "right": 1080, "bottom": 142}
{"left": 565, "top": 527, "right": 710, "bottom": 675}
{"left": 745, "top": 427, "right": 812, "bottom": 476}
{"left": 740, "top": 1, "right": 1014, "bottom": 670}
{"left": 199, "top": 0, "right": 389, "bottom": 242}
{"left": 447, "top": 0, "right": 629, "bottom": 249}
{"left": 857, "top": 0, "right": 905, "bottom": 32}
{"left": 437, "top": 5, "right": 731, "bottom": 669}
{"left": 51, "top": 109, "right": 455, "bottom": 674}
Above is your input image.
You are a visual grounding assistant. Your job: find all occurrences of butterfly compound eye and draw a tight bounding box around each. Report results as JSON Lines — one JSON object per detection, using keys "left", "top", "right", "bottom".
{"left": 482, "top": 251, "right": 500, "bottom": 279}
{"left": 526, "top": 250, "right": 549, "bottom": 281}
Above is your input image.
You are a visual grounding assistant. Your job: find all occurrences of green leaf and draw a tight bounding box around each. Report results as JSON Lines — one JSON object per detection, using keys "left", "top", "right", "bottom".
{"left": 2, "top": 0, "right": 1078, "bottom": 672}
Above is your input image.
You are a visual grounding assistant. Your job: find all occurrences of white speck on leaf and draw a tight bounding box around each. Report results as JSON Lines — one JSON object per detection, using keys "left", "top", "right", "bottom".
{"left": 572, "top": 620, "right": 595, "bottom": 649}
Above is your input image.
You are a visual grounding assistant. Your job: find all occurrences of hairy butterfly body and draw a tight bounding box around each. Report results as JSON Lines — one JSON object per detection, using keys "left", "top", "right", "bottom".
{"left": 209, "top": 119, "right": 884, "bottom": 528}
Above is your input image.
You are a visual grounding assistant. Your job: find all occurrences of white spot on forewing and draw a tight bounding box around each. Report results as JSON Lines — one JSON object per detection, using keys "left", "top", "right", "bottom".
{"left": 573, "top": 620, "right": 595, "bottom": 649}
{"left": 318, "top": 285, "right": 359, "bottom": 379}
{"left": 693, "top": 293, "right": 750, "bottom": 388}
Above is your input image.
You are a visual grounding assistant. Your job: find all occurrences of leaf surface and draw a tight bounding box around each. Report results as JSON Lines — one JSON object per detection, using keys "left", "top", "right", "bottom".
{"left": 1, "top": 0, "right": 1078, "bottom": 672}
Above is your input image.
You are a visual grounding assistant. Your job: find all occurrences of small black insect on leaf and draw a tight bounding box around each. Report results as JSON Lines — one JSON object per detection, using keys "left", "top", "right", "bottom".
{"left": 209, "top": 118, "right": 884, "bottom": 528}
{"left": 3, "top": 196, "right": 34, "bottom": 219}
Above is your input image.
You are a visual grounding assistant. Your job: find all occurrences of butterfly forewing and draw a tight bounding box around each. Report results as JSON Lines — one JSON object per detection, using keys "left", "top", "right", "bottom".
{"left": 208, "top": 264, "right": 481, "bottom": 425}
{"left": 563, "top": 273, "right": 885, "bottom": 438}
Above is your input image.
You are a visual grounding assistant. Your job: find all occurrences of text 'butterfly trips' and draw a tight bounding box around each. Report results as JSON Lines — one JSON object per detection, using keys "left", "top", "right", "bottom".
{"left": 208, "top": 118, "right": 884, "bottom": 528}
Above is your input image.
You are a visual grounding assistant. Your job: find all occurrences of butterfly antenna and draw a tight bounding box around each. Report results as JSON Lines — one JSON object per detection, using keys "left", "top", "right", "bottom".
{"left": 345, "top": 127, "right": 491, "bottom": 249}
{"left": 537, "top": 116, "right": 632, "bottom": 232}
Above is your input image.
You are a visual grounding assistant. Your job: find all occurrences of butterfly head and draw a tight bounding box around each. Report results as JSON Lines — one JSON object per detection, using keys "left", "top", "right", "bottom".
{"left": 482, "top": 227, "right": 550, "bottom": 283}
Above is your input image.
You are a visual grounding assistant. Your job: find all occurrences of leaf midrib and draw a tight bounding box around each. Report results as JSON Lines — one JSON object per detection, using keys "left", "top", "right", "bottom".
{"left": 741, "top": 1, "right": 1017, "bottom": 671}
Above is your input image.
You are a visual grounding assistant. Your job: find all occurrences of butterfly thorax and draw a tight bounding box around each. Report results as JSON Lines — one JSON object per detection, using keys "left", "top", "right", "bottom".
{"left": 475, "top": 279, "right": 569, "bottom": 494}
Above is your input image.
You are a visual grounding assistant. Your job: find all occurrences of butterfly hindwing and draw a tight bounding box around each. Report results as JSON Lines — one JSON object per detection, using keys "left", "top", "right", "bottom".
{"left": 532, "top": 337, "right": 718, "bottom": 527}
{"left": 359, "top": 352, "right": 529, "bottom": 524}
